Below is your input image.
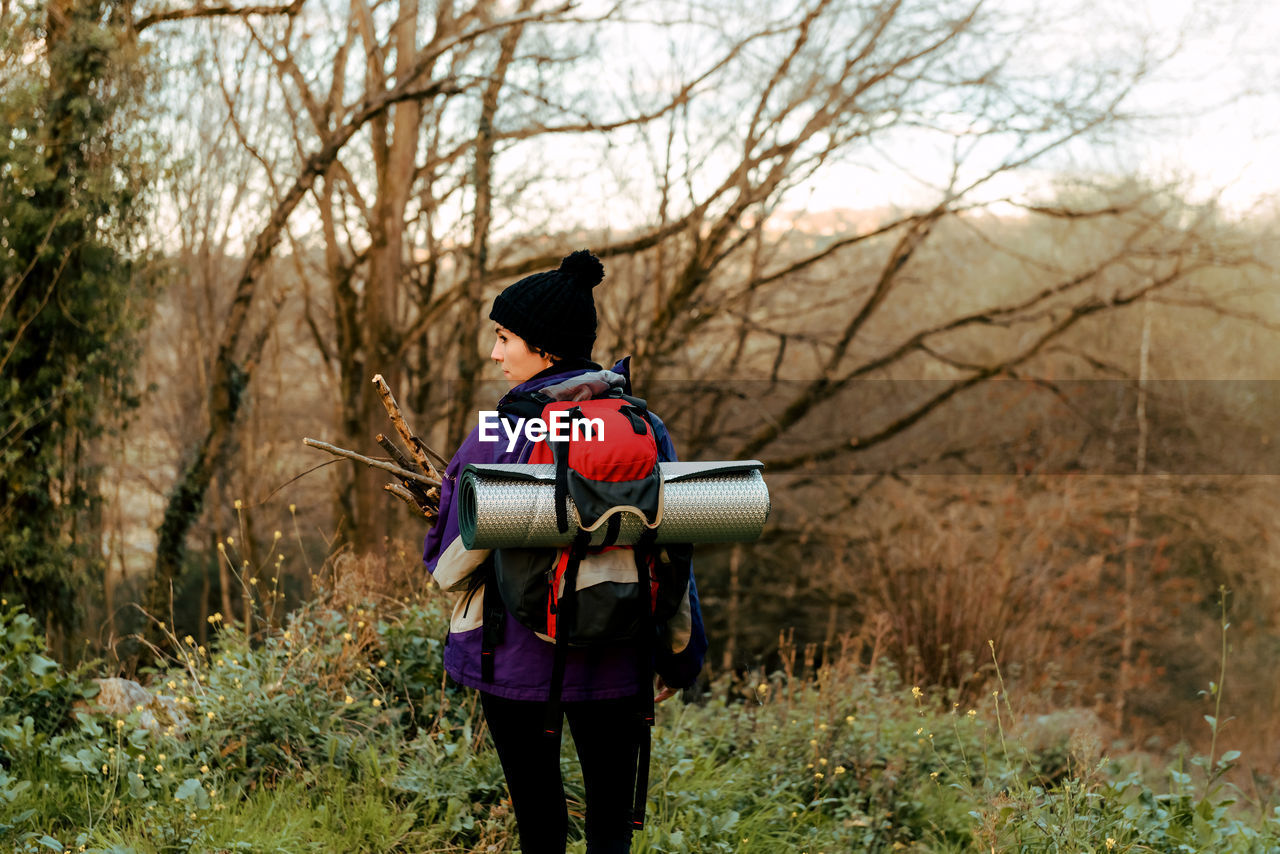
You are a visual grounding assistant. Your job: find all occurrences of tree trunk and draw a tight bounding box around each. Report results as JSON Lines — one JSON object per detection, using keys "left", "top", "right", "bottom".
{"left": 149, "top": 63, "right": 459, "bottom": 626}
{"left": 349, "top": 0, "right": 422, "bottom": 551}
{"left": 448, "top": 4, "right": 528, "bottom": 450}
{"left": 1116, "top": 293, "right": 1152, "bottom": 728}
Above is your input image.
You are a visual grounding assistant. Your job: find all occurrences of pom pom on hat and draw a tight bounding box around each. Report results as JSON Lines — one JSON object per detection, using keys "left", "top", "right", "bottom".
{"left": 488, "top": 249, "right": 604, "bottom": 360}
{"left": 558, "top": 249, "right": 605, "bottom": 288}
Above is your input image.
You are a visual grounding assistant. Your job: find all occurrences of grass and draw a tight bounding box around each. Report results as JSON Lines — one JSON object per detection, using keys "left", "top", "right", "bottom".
{"left": 3, "top": 581, "right": 1280, "bottom": 853}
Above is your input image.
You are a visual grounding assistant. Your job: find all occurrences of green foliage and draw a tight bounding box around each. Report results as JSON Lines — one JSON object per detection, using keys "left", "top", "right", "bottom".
{"left": 0, "top": 599, "right": 95, "bottom": 739}
{"left": 0, "top": 0, "right": 155, "bottom": 632}
{"left": 1, "top": 591, "right": 1278, "bottom": 852}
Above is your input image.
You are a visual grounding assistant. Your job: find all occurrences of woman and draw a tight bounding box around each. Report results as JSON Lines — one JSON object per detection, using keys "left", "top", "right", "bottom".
{"left": 423, "top": 249, "right": 708, "bottom": 854}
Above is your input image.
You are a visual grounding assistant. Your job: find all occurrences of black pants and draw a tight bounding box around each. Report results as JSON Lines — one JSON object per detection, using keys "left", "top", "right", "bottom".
{"left": 480, "top": 692, "right": 642, "bottom": 854}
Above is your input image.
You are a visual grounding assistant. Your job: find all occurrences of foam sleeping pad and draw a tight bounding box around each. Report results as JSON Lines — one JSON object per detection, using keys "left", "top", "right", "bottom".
{"left": 458, "top": 461, "right": 770, "bottom": 549}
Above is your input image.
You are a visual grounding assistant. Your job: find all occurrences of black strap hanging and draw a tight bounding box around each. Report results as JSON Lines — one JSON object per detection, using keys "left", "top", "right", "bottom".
{"left": 552, "top": 409, "right": 582, "bottom": 534}
{"left": 543, "top": 530, "right": 592, "bottom": 738}
{"left": 600, "top": 512, "right": 623, "bottom": 548}
{"left": 479, "top": 572, "right": 505, "bottom": 684}
{"left": 629, "top": 528, "right": 659, "bottom": 829}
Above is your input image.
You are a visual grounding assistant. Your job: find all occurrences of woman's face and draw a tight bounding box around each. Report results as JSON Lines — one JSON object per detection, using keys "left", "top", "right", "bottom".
{"left": 491, "top": 324, "right": 554, "bottom": 388}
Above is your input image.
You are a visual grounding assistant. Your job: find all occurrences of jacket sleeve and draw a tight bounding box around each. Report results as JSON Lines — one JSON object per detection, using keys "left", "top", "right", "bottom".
{"left": 423, "top": 427, "right": 492, "bottom": 592}
{"left": 648, "top": 413, "right": 710, "bottom": 689}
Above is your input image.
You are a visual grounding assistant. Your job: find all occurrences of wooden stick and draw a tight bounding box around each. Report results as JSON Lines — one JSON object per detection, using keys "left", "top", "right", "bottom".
{"left": 376, "top": 433, "right": 438, "bottom": 508}
{"left": 376, "top": 433, "right": 417, "bottom": 473}
{"left": 376, "top": 435, "right": 437, "bottom": 501}
{"left": 371, "top": 374, "right": 443, "bottom": 480}
{"left": 384, "top": 483, "right": 435, "bottom": 518}
{"left": 302, "top": 438, "right": 441, "bottom": 488}
{"left": 413, "top": 436, "right": 451, "bottom": 473}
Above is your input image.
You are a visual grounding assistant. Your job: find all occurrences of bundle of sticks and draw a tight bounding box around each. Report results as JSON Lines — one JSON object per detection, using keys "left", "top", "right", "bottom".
{"left": 303, "top": 375, "right": 449, "bottom": 522}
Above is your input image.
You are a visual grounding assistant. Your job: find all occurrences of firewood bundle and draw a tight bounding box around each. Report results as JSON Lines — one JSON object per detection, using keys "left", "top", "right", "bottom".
{"left": 303, "top": 375, "right": 447, "bottom": 523}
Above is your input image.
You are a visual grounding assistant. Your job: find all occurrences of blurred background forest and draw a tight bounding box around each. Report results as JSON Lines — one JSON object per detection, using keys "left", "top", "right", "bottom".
{"left": 5, "top": 0, "right": 1280, "bottom": 782}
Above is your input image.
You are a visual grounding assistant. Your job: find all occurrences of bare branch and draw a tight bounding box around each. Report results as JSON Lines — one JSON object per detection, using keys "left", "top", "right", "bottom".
{"left": 134, "top": 0, "right": 304, "bottom": 33}
{"left": 758, "top": 262, "right": 1206, "bottom": 470}
{"left": 302, "top": 437, "right": 441, "bottom": 488}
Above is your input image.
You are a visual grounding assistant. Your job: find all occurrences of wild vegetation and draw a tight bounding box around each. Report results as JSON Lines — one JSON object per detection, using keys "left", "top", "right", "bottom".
{"left": 5, "top": 0, "right": 1280, "bottom": 847}
{"left": 3, "top": 558, "right": 1279, "bottom": 852}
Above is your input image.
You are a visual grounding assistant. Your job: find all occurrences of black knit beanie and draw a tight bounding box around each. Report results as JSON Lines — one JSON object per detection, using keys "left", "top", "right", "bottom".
{"left": 489, "top": 249, "right": 604, "bottom": 360}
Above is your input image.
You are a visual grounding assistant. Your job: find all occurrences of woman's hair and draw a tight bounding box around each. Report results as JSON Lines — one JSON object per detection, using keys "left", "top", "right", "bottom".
{"left": 532, "top": 346, "right": 561, "bottom": 362}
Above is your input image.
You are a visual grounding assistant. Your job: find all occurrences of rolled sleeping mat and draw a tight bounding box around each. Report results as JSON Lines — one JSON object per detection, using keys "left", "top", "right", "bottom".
{"left": 458, "top": 460, "right": 770, "bottom": 549}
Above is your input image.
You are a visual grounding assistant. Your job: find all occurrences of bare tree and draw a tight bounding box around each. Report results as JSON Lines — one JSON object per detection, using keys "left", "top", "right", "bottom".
{"left": 145, "top": 0, "right": 580, "bottom": 620}
{"left": 133, "top": 0, "right": 1275, "bottom": 725}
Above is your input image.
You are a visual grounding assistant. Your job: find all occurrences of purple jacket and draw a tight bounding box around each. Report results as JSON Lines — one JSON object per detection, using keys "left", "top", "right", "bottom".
{"left": 422, "top": 359, "right": 708, "bottom": 702}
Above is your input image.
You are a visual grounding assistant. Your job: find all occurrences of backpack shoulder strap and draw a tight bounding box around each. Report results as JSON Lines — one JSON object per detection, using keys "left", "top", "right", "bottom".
{"left": 496, "top": 390, "right": 554, "bottom": 422}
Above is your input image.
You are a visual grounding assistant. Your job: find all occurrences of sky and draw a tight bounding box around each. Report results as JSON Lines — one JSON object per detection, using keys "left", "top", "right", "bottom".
{"left": 787, "top": 0, "right": 1280, "bottom": 217}
{"left": 145, "top": 0, "right": 1280, "bottom": 253}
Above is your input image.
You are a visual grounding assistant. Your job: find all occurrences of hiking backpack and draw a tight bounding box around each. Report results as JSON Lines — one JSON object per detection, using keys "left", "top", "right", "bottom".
{"left": 477, "top": 387, "right": 692, "bottom": 829}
